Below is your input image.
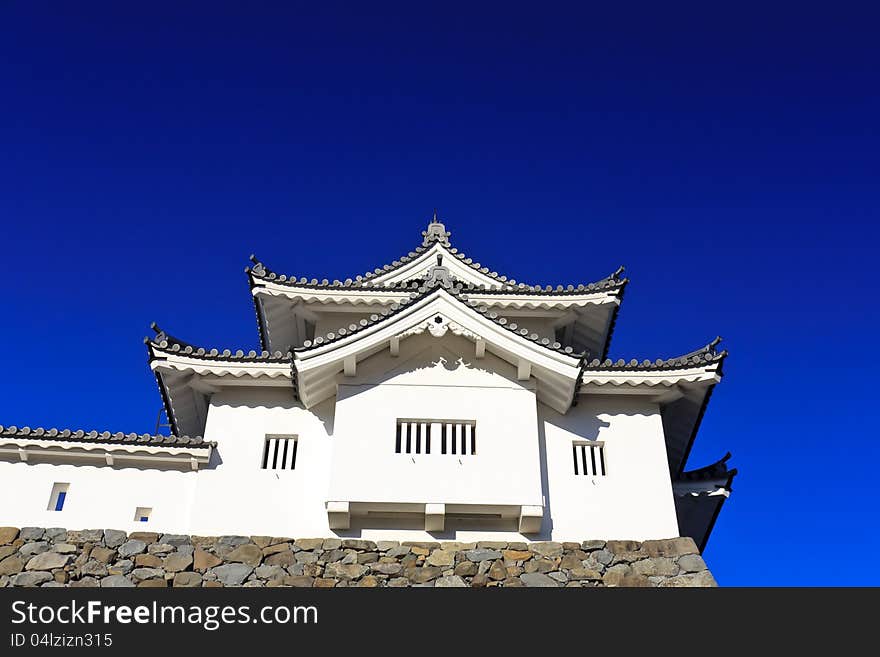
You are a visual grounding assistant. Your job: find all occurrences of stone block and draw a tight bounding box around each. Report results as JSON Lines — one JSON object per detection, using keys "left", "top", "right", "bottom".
{"left": 226, "top": 544, "right": 263, "bottom": 567}
{"left": 25, "top": 552, "right": 70, "bottom": 571}
{"left": 0, "top": 528, "right": 20, "bottom": 545}
{"left": 435, "top": 575, "right": 467, "bottom": 587}
{"left": 677, "top": 554, "right": 708, "bottom": 573}
{"left": 101, "top": 575, "right": 135, "bottom": 587}
{"left": 173, "top": 572, "right": 203, "bottom": 587}
{"left": 117, "top": 540, "right": 147, "bottom": 558}
{"left": 194, "top": 548, "right": 222, "bottom": 571}
{"left": 103, "top": 529, "right": 127, "bottom": 548}
{"left": 520, "top": 572, "right": 559, "bottom": 587}
{"left": 640, "top": 537, "right": 698, "bottom": 558}
{"left": 529, "top": 542, "right": 564, "bottom": 558}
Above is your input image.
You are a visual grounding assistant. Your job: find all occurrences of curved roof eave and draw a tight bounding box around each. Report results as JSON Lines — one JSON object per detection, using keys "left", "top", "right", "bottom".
{"left": 146, "top": 323, "right": 292, "bottom": 364}
{"left": 579, "top": 337, "right": 727, "bottom": 375}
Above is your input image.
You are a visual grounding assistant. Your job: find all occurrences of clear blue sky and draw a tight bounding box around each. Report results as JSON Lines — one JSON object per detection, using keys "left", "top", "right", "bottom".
{"left": 1, "top": 3, "right": 877, "bottom": 586}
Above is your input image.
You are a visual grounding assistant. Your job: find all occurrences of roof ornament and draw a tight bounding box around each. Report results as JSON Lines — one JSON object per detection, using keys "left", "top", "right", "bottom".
{"left": 248, "top": 254, "right": 266, "bottom": 277}
{"left": 422, "top": 208, "right": 451, "bottom": 246}
{"left": 426, "top": 252, "right": 453, "bottom": 287}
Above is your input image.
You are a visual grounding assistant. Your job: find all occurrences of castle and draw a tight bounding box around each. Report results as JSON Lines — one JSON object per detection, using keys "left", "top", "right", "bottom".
{"left": 0, "top": 215, "right": 735, "bottom": 551}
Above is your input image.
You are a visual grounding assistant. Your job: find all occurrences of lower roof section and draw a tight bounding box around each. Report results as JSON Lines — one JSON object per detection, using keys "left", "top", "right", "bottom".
{"left": 0, "top": 425, "right": 214, "bottom": 471}
{"left": 577, "top": 338, "right": 726, "bottom": 476}
{"left": 673, "top": 453, "right": 737, "bottom": 551}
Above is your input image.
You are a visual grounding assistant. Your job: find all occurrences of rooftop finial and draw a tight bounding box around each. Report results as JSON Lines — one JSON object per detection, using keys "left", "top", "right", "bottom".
{"left": 423, "top": 209, "right": 449, "bottom": 245}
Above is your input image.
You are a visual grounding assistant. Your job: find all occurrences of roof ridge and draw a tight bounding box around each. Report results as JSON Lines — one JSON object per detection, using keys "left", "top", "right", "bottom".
{"left": 0, "top": 424, "right": 213, "bottom": 448}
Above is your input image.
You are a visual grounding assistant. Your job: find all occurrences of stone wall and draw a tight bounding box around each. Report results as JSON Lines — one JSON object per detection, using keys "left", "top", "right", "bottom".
{"left": 0, "top": 527, "right": 716, "bottom": 587}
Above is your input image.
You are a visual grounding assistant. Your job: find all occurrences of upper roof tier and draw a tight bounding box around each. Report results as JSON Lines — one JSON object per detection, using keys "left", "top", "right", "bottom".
{"left": 248, "top": 213, "right": 628, "bottom": 359}
{"left": 247, "top": 212, "right": 628, "bottom": 294}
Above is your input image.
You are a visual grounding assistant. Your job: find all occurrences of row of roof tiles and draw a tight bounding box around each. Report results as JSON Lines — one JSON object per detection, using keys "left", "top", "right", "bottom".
{"left": 582, "top": 337, "right": 726, "bottom": 371}
{"left": 247, "top": 255, "right": 627, "bottom": 295}
{"left": 148, "top": 324, "right": 292, "bottom": 362}
{"left": 0, "top": 425, "right": 213, "bottom": 448}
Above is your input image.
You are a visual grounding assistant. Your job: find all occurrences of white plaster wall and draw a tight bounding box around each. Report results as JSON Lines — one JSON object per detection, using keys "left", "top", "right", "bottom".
{"left": 0, "top": 361, "right": 681, "bottom": 542}
{"left": 185, "top": 387, "right": 334, "bottom": 537}
{"left": 0, "top": 459, "right": 198, "bottom": 533}
{"left": 539, "top": 397, "right": 680, "bottom": 541}
{"left": 327, "top": 343, "right": 544, "bottom": 509}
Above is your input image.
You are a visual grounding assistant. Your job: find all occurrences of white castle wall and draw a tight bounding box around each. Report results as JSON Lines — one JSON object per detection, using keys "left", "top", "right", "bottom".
{"left": 0, "top": 342, "right": 680, "bottom": 541}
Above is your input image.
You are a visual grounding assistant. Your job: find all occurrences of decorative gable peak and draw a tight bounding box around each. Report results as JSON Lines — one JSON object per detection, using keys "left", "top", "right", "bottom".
{"left": 426, "top": 253, "right": 454, "bottom": 287}
{"left": 422, "top": 209, "right": 451, "bottom": 246}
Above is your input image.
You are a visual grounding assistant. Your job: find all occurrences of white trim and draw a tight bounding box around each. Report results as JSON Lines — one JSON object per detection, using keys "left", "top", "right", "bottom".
{"left": 0, "top": 438, "right": 213, "bottom": 469}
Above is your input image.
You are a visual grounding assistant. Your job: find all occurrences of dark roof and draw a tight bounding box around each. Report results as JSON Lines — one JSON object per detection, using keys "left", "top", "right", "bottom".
{"left": 295, "top": 275, "right": 586, "bottom": 358}
{"left": 674, "top": 453, "right": 737, "bottom": 553}
{"left": 601, "top": 282, "right": 626, "bottom": 361}
{"left": 0, "top": 425, "right": 213, "bottom": 449}
{"left": 677, "top": 452, "right": 738, "bottom": 489}
{"left": 146, "top": 323, "right": 291, "bottom": 362}
{"left": 246, "top": 219, "right": 627, "bottom": 294}
{"left": 582, "top": 337, "right": 727, "bottom": 372}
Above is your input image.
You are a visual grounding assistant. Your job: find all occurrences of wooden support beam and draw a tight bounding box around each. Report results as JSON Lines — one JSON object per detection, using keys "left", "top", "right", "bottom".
{"left": 517, "top": 360, "right": 532, "bottom": 381}
{"left": 343, "top": 355, "right": 357, "bottom": 377}
{"left": 475, "top": 338, "right": 486, "bottom": 359}
{"left": 390, "top": 335, "right": 400, "bottom": 356}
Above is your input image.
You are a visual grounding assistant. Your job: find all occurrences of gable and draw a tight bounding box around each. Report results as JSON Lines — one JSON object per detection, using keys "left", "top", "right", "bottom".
{"left": 345, "top": 332, "right": 531, "bottom": 390}
{"left": 370, "top": 244, "right": 505, "bottom": 289}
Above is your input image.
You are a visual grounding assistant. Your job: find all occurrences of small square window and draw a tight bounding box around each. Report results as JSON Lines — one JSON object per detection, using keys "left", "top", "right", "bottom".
{"left": 47, "top": 483, "right": 69, "bottom": 511}
{"left": 134, "top": 507, "right": 152, "bottom": 522}
{"left": 572, "top": 441, "right": 606, "bottom": 476}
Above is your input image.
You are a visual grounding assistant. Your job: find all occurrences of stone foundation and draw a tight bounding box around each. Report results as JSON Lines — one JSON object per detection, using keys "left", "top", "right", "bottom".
{"left": 0, "top": 527, "right": 716, "bottom": 587}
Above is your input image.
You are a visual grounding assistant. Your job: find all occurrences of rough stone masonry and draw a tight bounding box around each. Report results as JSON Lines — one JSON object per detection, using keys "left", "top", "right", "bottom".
{"left": 0, "top": 527, "right": 716, "bottom": 587}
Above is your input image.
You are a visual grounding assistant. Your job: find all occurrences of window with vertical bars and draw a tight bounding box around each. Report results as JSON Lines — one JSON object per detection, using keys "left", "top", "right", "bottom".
{"left": 261, "top": 435, "right": 298, "bottom": 470}
{"left": 572, "top": 441, "right": 606, "bottom": 476}
{"left": 396, "top": 419, "right": 476, "bottom": 456}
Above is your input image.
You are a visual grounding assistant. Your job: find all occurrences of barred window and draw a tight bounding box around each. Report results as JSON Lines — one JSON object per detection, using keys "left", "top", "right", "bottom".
{"left": 572, "top": 441, "right": 606, "bottom": 476}
{"left": 262, "top": 435, "right": 298, "bottom": 470}
{"left": 396, "top": 420, "right": 476, "bottom": 456}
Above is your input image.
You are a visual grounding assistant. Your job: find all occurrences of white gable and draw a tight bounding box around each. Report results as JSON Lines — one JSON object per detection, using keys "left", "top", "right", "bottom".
{"left": 369, "top": 243, "right": 506, "bottom": 289}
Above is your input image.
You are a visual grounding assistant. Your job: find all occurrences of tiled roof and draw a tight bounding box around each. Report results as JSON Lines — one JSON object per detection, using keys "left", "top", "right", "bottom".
{"left": 677, "top": 452, "right": 737, "bottom": 487}
{"left": 295, "top": 275, "right": 586, "bottom": 358}
{"left": 0, "top": 425, "right": 213, "bottom": 448}
{"left": 582, "top": 337, "right": 727, "bottom": 372}
{"left": 459, "top": 267, "right": 627, "bottom": 296}
{"left": 246, "top": 216, "right": 627, "bottom": 294}
{"left": 146, "top": 323, "right": 291, "bottom": 362}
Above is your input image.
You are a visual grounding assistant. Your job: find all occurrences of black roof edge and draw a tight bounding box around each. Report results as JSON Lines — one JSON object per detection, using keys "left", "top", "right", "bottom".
{"left": 152, "top": 369, "right": 180, "bottom": 437}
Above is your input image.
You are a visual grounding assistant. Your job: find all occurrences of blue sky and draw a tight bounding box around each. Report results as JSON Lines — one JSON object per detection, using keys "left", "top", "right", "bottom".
{"left": 1, "top": 3, "right": 877, "bottom": 585}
